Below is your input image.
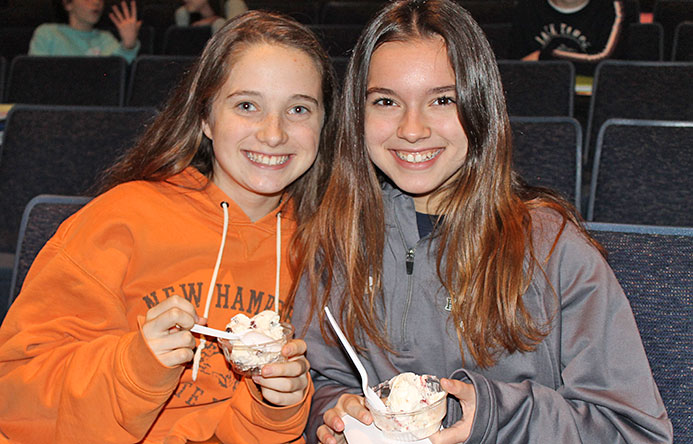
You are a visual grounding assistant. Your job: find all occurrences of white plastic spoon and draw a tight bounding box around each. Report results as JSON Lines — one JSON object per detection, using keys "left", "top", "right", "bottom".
{"left": 324, "top": 306, "right": 387, "bottom": 411}
{"left": 191, "top": 324, "right": 274, "bottom": 346}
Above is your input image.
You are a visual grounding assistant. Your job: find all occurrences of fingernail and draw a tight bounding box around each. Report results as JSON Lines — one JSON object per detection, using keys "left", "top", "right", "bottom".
{"left": 252, "top": 375, "right": 261, "bottom": 383}
{"left": 262, "top": 366, "right": 273, "bottom": 377}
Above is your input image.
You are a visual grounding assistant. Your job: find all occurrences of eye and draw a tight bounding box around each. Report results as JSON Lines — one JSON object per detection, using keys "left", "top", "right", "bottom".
{"left": 434, "top": 96, "right": 456, "bottom": 106}
{"left": 236, "top": 101, "right": 257, "bottom": 112}
{"left": 289, "top": 105, "right": 310, "bottom": 115}
{"left": 372, "top": 97, "right": 395, "bottom": 107}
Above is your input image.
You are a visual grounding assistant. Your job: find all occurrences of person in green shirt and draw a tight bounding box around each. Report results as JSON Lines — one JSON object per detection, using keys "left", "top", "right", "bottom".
{"left": 29, "top": 0, "right": 141, "bottom": 64}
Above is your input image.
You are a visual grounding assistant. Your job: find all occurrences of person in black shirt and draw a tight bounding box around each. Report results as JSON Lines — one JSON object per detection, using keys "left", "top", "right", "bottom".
{"left": 511, "top": 0, "right": 632, "bottom": 75}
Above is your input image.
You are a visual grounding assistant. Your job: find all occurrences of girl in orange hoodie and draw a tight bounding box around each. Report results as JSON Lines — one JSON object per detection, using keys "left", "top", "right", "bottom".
{"left": 0, "top": 10, "right": 337, "bottom": 444}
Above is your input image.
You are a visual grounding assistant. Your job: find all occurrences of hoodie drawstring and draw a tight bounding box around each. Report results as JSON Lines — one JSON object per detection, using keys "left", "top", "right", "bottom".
{"left": 275, "top": 212, "right": 281, "bottom": 313}
{"left": 192, "top": 202, "right": 282, "bottom": 381}
{"left": 192, "top": 201, "right": 230, "bottom": 381}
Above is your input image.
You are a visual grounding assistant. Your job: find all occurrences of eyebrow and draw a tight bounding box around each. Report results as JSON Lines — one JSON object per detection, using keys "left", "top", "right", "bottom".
{"left": 366, "top": 85, "right": 456, "bottom": 96}
{"left": 228, "top": 90, "right": 320, "bottom": 106}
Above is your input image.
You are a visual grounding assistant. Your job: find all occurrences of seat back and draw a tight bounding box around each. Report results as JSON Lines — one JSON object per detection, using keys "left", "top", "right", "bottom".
{"left": 319, "top": 1, "right": 384, "bottom": 25}
{"left": 587, "top": 118, "right": 693, "bottom": 226}
{"left": 457, "top": 0, "right": 515, "bottom": 24}
{"left": 246, "top": 0, "right": 319, "bottom": 24}
{"left": 585, "top": 222, "right": 693, "bottom": 444}
{"left": 309, "top": 24, "right": 363, "bottom": 58}
{"left": 498, "top": 60, "right": 575, "bottom": 117}
{"left": 162, "top": 25, "right": 212, "bottom": 56}
{"left": 623, "top": 22, "right": 664, "bottom": 61}
{"left": 6, "top": 55, "right": 127, "bottom": 106}
{"left": 0, "top": 56, "right": 5, "bottom": 103}
{"left": 141, "top": 3, "right": 178, "bottom": 53}
{"left": 653, "top": 0, "right": 693, "bottom": 59}
{"left": 585, "top": 61, "right": 693, "bottom": 163}
{"left": 7, "top": 195, "right": 91, "bottom": 311}
{"left": 510, "top": 116, "right": 582, "bottom": 210}
{"left": 0, "top": 105, "right": 156, "bottom": 255}
{"left": 672, "top": 21, "right": 693, "bottom": 61}
{"left": 126, "top": 55, "right": 196, "bottom": 108}
{"left": 0, "top": 26, "right": 35, "bottom": 63}
{"left": 482, "top": 23, "right": 512, "bottom": 60}
{"left": 330, "top": 56, "right": 349, "bottom": 85}
{"left": 0, "top": 0, "right": 55, "bottom": 27}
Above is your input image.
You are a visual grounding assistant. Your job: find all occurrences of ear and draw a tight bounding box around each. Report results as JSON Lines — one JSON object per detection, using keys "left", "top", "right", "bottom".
{"left": 62, "top": 0, "right": 72, "bottom": 11}
{"left": 202, "top": 119, "right": 213, "bottom": 140}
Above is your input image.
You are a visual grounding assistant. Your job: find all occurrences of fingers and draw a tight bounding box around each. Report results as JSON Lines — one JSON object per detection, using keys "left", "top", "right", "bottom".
{"left": 144, "top": 295, "right": 198, "bottom": 325}
{"left": 316, "top": 423, "right": 347, "bottom": 444}
{"left": 317, "top": 394, "right": 368, "bottom": 444}
{"left": 109, "top": 4, "right": 124, "bottom": 24}
{"left": 108, "top": 12, "right": 120, "bottom": 26}
{"left": 145, "top": 329, "right": 197, "bottom": 367}
{"left": 110, "top": 1, "right": 138, "bottom": 25}
{"left": 338, "top": 393, "right": 372, "bottom": 425}
{"left": 440, "top": 378, "right": 475, "bottom": 404}
{"left": 252, "top": 356, "right": 310, "bottom": 406}
{"left": 141, "top": 296, "right": 200, "bottom": 367}
{"left": 281, "top": 338, "right": 306, "bottom": 359}
{"left": 427, "top": 378, "right": 475, "bottom": 444}
{"left": 322, "top": 408, "right": 345, "bottom": 434}
{"left": 317, "top": 423, "right": 346, "bottom": 444}
{"left": 261, "top": 354, "right": 310, "bottom": 379}
{"left": 128, "top": 0, "right": 137, "bottom": 19}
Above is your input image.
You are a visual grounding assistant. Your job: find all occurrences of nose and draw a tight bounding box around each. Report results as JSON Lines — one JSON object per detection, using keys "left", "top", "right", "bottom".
{"left": 256, "top": 113, "right": 288, "bottom": 147}
{"left": 396, "top": 107, "right": 431, "bottom": 143}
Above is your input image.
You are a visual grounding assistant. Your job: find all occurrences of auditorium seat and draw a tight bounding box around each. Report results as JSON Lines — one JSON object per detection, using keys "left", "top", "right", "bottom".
{"left": 6, "top": 55, "right": 128, "bottom": 106}
{"left": 586, "top": 222, "right": 693, "bottom": 443}
{"left": 587, "top": 118, "right": 693, "bottom": 226}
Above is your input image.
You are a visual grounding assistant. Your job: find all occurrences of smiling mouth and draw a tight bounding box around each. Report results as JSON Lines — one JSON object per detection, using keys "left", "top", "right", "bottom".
{"left": 394, "top": 149, "right": 442, "bottom": 164}
{"left": 245, "top": 151, "right": 290, "bottom": 166}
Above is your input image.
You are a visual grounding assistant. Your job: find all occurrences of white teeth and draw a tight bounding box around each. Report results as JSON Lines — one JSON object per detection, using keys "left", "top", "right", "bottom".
{"left": 246, "top": 152, "right": 289, "bottom": 166}
{"left": 396, "top": 149, "right": 440, "bottom": 164}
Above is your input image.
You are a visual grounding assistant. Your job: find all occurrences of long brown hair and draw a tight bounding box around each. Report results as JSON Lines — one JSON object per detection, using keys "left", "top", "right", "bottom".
{"left": 99, "top": 10, "right": 337, "bottom": 228}
{"left": 296, "top": 0, "right": 602, "bottom": 367}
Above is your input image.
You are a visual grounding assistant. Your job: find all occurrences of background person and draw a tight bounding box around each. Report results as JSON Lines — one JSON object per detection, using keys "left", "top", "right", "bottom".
{"left": 510, "top": 0, "right": 635, "bottom": 75}
{"left": 29, "top": 0, "right": 141, "bottom": 63}
{"left": 175, "top": 0, "right": 248, "bottom": 34}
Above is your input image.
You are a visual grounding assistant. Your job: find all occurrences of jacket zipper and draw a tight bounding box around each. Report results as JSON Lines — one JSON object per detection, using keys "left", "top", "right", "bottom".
{"left": 393, "top": 214, "right": 416, "bottom": 345}
{"left": 402, "top": 247, "right": 416, "bottom": 344}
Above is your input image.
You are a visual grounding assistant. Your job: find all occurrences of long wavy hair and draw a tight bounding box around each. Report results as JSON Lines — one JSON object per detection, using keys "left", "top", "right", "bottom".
{"left": 99, "top": 10, "right": 337, "bottom": 231}
{"left": 296, "top": 0, "right": 602, "bottom": 367}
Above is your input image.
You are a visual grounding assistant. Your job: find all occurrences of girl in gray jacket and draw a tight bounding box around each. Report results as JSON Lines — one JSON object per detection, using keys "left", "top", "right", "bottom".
{"left": 292, "top": 0, "right": 673, "bottom": 443}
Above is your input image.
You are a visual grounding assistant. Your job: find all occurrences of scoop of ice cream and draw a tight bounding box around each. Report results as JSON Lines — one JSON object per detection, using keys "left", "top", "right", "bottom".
{"left": 221, "top": 310, "right": 291, "bottom": 376}
{"left": 386, "top": 372, "right": 446, "bottom": 413}
{"left": 369, "top": 373, "right": 447, "bottom": 441}
{"left": 226, "top": 310, "right": 284, "bottom": 343}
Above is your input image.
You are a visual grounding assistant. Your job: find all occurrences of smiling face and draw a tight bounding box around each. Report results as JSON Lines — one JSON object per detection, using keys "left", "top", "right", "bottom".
{"left": 365, "top": 37, "right": 469, "bottom": 213}
{"left": 64, "top": 0, "right": 104, "bottom": 30}
{"left": 202, "top": 42, "right": 324, "bottom": 221}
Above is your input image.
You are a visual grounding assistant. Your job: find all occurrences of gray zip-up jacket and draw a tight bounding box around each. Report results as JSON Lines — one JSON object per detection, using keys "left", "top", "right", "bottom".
{"left": 293, "top": 183, "right": 673, "bottom": 443}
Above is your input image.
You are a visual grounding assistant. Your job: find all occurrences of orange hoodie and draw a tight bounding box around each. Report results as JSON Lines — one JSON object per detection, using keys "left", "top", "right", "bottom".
{"left": 0, "top": 167, "right": 313, "bottom": 443}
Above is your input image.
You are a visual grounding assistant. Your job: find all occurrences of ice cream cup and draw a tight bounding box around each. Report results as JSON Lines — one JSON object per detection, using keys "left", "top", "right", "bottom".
{"left": 218, "top": 322, "right": 294, "bottom": 376}
{"left": 366, "top": 375, "right": 447, "bottom": 441}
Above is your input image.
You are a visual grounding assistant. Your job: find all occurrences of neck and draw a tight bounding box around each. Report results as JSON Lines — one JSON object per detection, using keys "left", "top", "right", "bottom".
{"left": 69, "top": 16, "right": 93, "bottom": 31}
{"left": 548, "top": 0, "right": 589, "bottom": 10}
{"left": 235, "top": 194, "right": 282, "bottom": 223}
